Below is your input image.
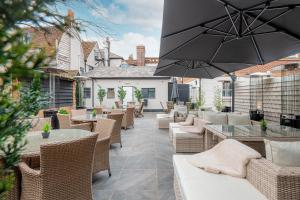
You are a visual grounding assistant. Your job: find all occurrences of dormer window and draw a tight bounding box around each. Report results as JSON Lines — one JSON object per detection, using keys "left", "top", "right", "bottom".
{"left": 94, "top": 50, "right": 100, "bottom": 61}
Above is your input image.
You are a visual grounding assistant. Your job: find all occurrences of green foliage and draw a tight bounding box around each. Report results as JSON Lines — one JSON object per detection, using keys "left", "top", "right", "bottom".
{"left": 196, "top": 90, "right": 205, "bottom": 109}
{"left": 260, "top": 119, "right": 267, "bottom": 128}
{"left": 117, "top": 87, "right": 126, "bottom": 104}
{"left": 97, "top": 85, "right": 106, "bottom": 105}
{"left": 21, "top": 73, "right": 48, "bottom": 116}
{"left": 92, "top": 109, "right": 96, "bottom": 117}
{"left": 75, "top": 80, "right": 83, "bottom": 108}
{"left": 42, "top": 122, "right": 51, "bottom": 133}
{"left": 112, "top": 105, "right": 115, "bottom": 109}
{"left": 214, "top": 87, "right": 223, "bottom": 112}
{"left": 58, "top": 108, "right": 69, "bottom": 115}
{"left": 134, "top": 88, "right": 143, "bottom": 103}
{"left": 0, "top": 0, "right": 71, "bottom": 197}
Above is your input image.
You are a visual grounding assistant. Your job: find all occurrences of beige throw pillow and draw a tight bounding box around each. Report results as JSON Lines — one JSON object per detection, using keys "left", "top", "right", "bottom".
{"left": 264, "top": 139, "right": 300, "bottom": 167}
{"left": 178, "top": 114, "right": 195, "bottom": 126}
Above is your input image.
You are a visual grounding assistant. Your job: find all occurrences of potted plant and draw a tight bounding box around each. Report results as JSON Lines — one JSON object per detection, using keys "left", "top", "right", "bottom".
{"left": 97, "top": 85, "right": 106, "bottom": 106}
{"left": 42, "top": 122, "right": 52, "bottom": 139}
{"left": 58, "top": 108, "right": 69, "bottom": 115}
{"left": 134, "top": 88, "right": 143, "bottom": 103}
{"left": 196, "top": 90, "right": 205, "bottom": 110}
{"left": 214, "top": 87, "right": 223, "bottom": 112}
{"left": 92, "top": 108, "right": 97, "bottom": 117}
{"left": 260, "top": 119, "right": 267, "bottom": 132}
{"left": 117, "top": 87, "right": 126, "bottom": 105}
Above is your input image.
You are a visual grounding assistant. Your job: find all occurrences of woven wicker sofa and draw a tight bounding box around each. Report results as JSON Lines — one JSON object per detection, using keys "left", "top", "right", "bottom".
{"left": 157, "top": 110, "right": 186, "bottom": 129}
{"left": 173, "top": 154, "right": 300, "bottom": 200}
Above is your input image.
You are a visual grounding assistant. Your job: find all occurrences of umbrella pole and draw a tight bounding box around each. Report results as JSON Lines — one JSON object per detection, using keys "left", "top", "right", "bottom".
{"left": 230, "top": 74, "right": 236, "bottom": 112}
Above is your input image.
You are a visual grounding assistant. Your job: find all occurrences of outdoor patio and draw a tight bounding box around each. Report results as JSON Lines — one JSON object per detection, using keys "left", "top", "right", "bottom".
{"left": 92, "top": 113, "right": 175, "bottom": 200}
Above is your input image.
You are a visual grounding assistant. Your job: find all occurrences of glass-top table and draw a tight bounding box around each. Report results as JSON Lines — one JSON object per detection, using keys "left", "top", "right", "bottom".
{"left": 204, "top": 124, "right": 300, "bottom": 156}
{"left": 71, "top": 114, "right": 106, "bottom": 122}
{"left": 205, "top": 124, "right": 300, "bottom": 141}
{"left": 23, "top": 129, "right": 94, "bottom": 157}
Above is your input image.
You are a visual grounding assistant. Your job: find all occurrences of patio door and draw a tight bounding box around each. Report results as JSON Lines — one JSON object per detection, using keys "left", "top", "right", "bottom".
{"left": 123, "top": 86, "right": 134, "bottom": 106}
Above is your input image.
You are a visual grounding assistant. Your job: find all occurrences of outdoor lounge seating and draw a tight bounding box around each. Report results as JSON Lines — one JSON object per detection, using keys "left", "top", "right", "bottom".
{"left": 19, "top": 134, "right": 98, "bottom": 200}
{"left": 173, "top": 154, "right": 300, "bottom": 200}
{"left": 198, "top": 111, "right": 252, "bottom": 125}
{"left": 57, "top": 113, "right": 91, "bottom": 131}
{"left": 112, "top": 107, "right": 135, "bottom": 130}
{"left": 172, "top": 118, "right": 209, "bottom": 153}
{"left": 93, "top": 119, "right": 116, "bottom": 176}
{"left": 157, "top": 109, "right": 186, "bottom": 129}
{"left": 169, "top": 114, "right": 197, "bottom": 140}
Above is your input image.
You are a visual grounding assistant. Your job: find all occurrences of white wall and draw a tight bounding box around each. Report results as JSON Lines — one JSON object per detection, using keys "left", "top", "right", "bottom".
{"left": 110, "top": 58, "right": 122, "bottom": 67}
{"left": 85, "top": 44, "right": 101, "bottom": 72}
{"left": 84, "top": 78, "right": 170, "bottom": 110}
{"left": 56, "top": 28, "right": 84, "bottom": 72}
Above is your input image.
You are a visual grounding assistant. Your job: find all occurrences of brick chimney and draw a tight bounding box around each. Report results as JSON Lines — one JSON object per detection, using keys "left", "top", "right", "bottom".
{"left": 136, "top": 45, "right": 145, "bottom": 66}
{"left": 65, "top": 9, "right": 75, "bottom": 26}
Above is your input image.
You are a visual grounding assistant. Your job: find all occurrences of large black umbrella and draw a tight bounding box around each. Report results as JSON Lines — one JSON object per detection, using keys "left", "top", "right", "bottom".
{"left": 159, "top": 0, "right": 300, "bottom": 65}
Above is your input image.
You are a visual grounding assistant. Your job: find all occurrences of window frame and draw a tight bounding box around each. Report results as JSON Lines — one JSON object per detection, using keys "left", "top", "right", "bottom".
{"left": 107, "top": 88, "right": 115, "bottom": 99}
{"left": 141, "top": 88, "right": 156, "bottom": 99}
{"left": 83, "top": 87, "right": 91, "bottom": 99}
{"left": 222, "top": 81, "right": 232, "bottom": 97}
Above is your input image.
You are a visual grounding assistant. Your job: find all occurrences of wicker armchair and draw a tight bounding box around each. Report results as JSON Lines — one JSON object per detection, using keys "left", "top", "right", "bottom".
{"left": 247, "top": 158, "right": 300, "bottom": 200}
{"left": 29, "top": 117, "right": 52, "bottom": 132}
{"left": 70, "top": 109, "right": 86, "bottom": 117}
{"left": 19, "top": 134, "right": 98, "bottom": 200}
{"left": 94, "top": 107, "right": 103, "bottom": 114}
{"left": 93, "top": 119, "right": 116, "bottom": 176}
{"left": 57, "top": 113, "right": 91, "bottom": 131}
{"left": 134, "top": 102, "right": 144, "bottom": 118}
{"left": 107, "top": 113, "right": 124, "bottom": 147}
{"left": 115, "top": 101, "right": 122, "bottom": 109}
{"left": 122, "top": 107, "right": 134, "bottom": 129}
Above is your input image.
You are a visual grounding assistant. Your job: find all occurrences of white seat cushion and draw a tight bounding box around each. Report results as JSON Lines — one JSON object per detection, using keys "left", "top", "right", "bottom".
{"left": 173, "top": 128, "right": 202, "bottom": 139}
{"left": 173, "top": 155, "right": 267, "bottom": 200}
{"left": 157, "top": 113, "right": 171, "bottom": 119}
{"left": 204, "top": 113, "right": 228, "bottom": 124}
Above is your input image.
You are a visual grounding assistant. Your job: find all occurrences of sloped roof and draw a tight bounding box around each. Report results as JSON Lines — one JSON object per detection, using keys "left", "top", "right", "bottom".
{"left": 23, "top": 26, "right": 63, "bottom": 56}
{"left": 82, "top": 41, "right": 97, "bottom": 60}
{"left": 84, "top": 65, "right": 169, "bottom": 79}
{"left": 109, "top": 52, "right": 123, "bottom": 59}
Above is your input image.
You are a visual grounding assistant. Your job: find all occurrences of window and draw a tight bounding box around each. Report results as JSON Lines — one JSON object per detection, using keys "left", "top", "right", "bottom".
{"left": 83, "top": 88, "right": 91, "bottom": 99}
{"left": 142, "top": 88, "right": 155, "bottom": 99}
{"left": 222, "top": 81, "right": 232, "bottom": 97}
{"left": 107, "top": 88, "right": 115, "bottom": 99}
{"left": 23, "top": 32, "right": 32, "bottom": 44}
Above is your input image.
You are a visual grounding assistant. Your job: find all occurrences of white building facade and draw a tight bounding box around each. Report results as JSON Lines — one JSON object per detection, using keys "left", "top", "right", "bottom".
{"left": 83, "top": 66, "right": 170, "bottom": 111}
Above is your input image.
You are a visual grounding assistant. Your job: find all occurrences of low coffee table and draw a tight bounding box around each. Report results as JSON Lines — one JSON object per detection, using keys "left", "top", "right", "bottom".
{"left": 204, "top": 124, "right": 300, "bottom": 156}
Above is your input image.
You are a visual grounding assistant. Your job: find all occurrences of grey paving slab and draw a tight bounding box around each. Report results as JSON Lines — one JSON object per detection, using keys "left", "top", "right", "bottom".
{"left": 93, "top": 113, "right": 175, "bottom": 200}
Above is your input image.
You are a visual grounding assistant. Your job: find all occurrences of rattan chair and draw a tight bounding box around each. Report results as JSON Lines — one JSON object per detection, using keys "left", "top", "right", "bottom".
{"left": 93, "top": 119, "right": 116, "bottom": 176}
{"left": 19, "top": 134, "right": 98, "bottom": 200}
{"left": 107, "top": 113, "right": 124, "bottom": 147}
{"left": 94, "top": 107, "right": 103, "bottom": 114}
{"left": 57, "top": 113, "right": 91, "bottom": 131}
{"left": 115, "top": 101, "right": 122, "bottom": 109}
{"left": 134, "top": 102, "right": 144, "bottom": 118}
{"left": 70, "top": 109, "right": 86, "bottom": 117}
{"left": 29, "top": 117, "right": 52, "bottom": 132}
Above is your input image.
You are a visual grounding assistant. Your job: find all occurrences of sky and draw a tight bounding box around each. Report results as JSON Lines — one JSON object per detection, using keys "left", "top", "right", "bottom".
{"left": 57, "top": 0, "right": 164, "bottom": 59}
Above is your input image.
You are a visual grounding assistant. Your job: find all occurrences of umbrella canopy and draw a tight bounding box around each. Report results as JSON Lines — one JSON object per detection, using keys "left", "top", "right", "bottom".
{"left": 170, "top": 78, "right": 179, "bottom": 101}
{"left": 155, "top": 59, "right": 253, "bottom": 78}
{"left": 160, "top": 0, "right": 300, "bottom": 65}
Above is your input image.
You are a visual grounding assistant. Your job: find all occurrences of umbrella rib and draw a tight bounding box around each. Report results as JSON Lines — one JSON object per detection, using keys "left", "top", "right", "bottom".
{"left": 242, "top": 15, "right": 264, "bottom": 65}
{"left": 209, "top": 14, "right": 239, "bottom": 64}
{"left": 247, "top": 4, "right": 300, "bottom": 12}
{"left": 242, "top": 6, "right": 268, "bottom": 35}
{"left": 244, "top": 8, "right": 294, "bottom": 36}
{"left": 224, "top": 6, "right": 239, "bottom": 35}
{"left": 160, "top": 14, "right": 236, "bottom": 59}
{"left": 161, "top": 13, "right": 236, "bottom": 39}
{"left": 203, "top": 66, "right": 213, "bottom": 79}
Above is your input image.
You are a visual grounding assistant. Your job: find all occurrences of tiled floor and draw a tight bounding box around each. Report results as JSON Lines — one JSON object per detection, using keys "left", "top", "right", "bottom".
{"left": 92, "top": 113, "right": 176, "bottom": 200}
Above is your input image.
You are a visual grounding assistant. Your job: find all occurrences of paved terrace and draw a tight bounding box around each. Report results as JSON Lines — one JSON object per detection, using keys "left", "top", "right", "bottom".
{"left": 92, "top": 113, "right": 175, "bottom": 200}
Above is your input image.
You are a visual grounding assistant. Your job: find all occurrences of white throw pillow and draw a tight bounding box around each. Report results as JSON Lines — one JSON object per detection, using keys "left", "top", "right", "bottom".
{"left": 179, "top": 114, "right": 195, "bottom": 126}
{"left": 264, "top": 139, "right": 300, "bottom": 167}
{"left": 227, "top": 113, "right": 251, "bottom": 125}
{"left": 204, "top": 113, "right": 227, "bottom": 124}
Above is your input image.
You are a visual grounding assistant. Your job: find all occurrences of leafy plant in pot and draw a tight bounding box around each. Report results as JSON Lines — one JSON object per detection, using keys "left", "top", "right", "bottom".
{"left": 42, "top": 123, "right": 52, "bottom": 139}
{"left": 260, "top": 119, "right": 267, "bottom": 132}
{"left": 92, "top": 109, "right": 97, "bottom": 117}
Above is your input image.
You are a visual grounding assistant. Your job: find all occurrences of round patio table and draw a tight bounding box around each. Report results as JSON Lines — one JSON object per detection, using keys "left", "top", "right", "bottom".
{"left": 71, "top": 114, "right": 106, "bottom": 122}
{"left": 22, "top": 129, "right": 93, "bottom": 158}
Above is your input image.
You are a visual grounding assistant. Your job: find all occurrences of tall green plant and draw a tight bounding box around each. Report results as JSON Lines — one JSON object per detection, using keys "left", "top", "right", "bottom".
{"left": 214, "top": 87, "right": 223, "bottom": 112}
{"left": 196, "top": 90, "right": 205, "bottom": 109}
{"left": 117, "top": 87, "right": 126, "bottom": 104}
{"left": 75, "top": 80, "right": 83, "bottom": 108}
{"left": 0, "top": 0, "right": 70, "bottom": 197}
{"left": 134, "top": 88, "right": 143, "bottom": 103}
{"left": 97, "top": 85, "right": 106, "bottom": 105}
